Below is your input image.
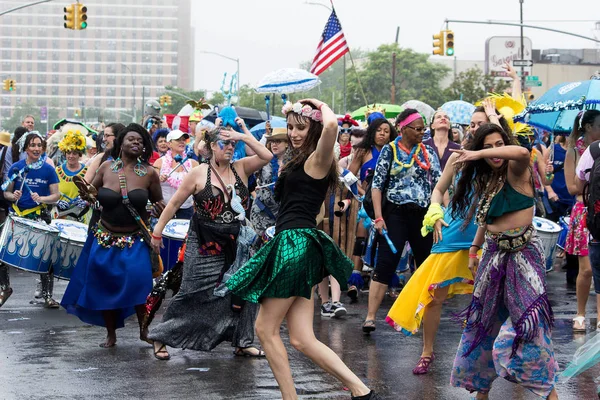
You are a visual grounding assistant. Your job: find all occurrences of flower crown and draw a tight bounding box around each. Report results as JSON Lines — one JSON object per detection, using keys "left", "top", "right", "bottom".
{"left": 281, "top": 101, "right": 322, "bottom": 122}
{"left": 58, "top": 130, "right": 87, "bottom": 153}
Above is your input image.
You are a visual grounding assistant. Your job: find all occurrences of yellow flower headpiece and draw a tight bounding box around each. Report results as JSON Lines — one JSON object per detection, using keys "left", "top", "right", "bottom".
{"left": 58, "top": 130, "right": 87, "bottom": 154}
{"left": 476, "top": 93, "right": 533, "bottom": 136}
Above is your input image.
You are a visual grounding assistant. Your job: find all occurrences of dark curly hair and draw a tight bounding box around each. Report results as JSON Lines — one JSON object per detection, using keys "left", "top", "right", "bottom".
{"left": 451, "top": 123, "right": 517, "bottom": 226}
{"left": 11, "top": 127, "right": 28, "bottom": 163}
{"left": 111, "top": 123, "right": 153, "bottom": 164}
{"left": 355, "top": 118, "right": 397, "bottom": 150}
{"left": 568, "top": 109, "right": 600, "bottom": 148}
{"left": 275, "top": 108, "right": 338, "bottom": 201}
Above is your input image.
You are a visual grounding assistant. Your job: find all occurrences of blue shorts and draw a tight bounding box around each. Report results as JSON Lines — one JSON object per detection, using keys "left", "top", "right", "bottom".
{"left": 588, "top": 240, "right": 600, "bottom": 294}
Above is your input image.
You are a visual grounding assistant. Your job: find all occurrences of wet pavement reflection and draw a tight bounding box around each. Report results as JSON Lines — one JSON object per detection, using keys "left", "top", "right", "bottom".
{"left": 0, "top": 265, "right": 599, "bottom": 399}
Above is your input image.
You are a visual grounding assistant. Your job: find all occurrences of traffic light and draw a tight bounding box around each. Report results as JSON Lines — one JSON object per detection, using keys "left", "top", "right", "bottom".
{"left": 2, "top": 80, "right": 9, "bottom": 91}
{"left": 445, "top": 30, "right": 455, "bottom": 56}
{"left": 64, "top": 4, "right": 75, "bottom": 29}
{"left": 432, "top": 31, "right": 445, "bottom": 56}
{"left": 8, "top": 79, "right": 15, "bottom": 91}
{"left": 166, "top": 95, "right": 172, "bottom": 106}
{"left": 159, "top": 95, "right": 171, "bottom": 107}
{"left": 74, "top": 108, "right": 81, "bottom": 117}
{"left": 77, "top": 3, "right": 87, "bottom": 30}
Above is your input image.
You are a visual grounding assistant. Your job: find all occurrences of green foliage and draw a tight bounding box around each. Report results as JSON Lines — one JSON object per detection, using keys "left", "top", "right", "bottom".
{"left": 2, "top": 99, "right": 60, "bottom": 134}
{"left": 159, "top": 86, "right": 207, "bottom": 115}
{"left": 443, "top": 67, "right": 511, "bottom": 104}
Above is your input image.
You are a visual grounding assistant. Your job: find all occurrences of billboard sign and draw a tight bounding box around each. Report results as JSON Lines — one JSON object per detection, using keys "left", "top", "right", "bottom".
{"left": 485, "top": 36, "right": 533, "bottom": 78}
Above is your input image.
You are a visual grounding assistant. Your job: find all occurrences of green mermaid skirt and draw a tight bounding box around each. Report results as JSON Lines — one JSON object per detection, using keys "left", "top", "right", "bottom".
{"left": 226, "top": 228, "right": 353, "bottom": 303}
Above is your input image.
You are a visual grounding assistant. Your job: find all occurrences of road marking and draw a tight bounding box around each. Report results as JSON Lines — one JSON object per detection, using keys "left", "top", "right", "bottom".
{"left": 7, "top": 317, "right": 30, "bottom": 321}
{"left": 7, "top": 331, "right": 23, "bottom": 334}
{"left": 73, "top": 367, "right": 98, "bottom": 372}
{"left": 0, "top": 310, "right": 22, "bottom": 314}
{"left": 186, "top": 368, "right": 210, "bottom": 372}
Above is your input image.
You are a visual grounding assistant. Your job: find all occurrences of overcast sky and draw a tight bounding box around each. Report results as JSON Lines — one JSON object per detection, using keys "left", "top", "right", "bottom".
{"left": 190, "top": 0, "right": 599, "bottom": 93}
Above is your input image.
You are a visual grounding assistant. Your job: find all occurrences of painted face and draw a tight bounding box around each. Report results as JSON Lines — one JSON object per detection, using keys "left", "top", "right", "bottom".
{"left": 401, "top": 118, "right": 426, "bottom": 144}
{"left": 103, "top": 127, "right": 116, "bottom": 149}
{"left": 374, "top": 123, "right": 391, "bottom": 147}
{"left": 168, "top": 136, "right": 188, "bottom": 153}
{"left": 211, "top": 130, "right": 236, "bottom": 161}
{"left": 22, "top": 117, "right": 35, "bottom": 131}
{"left": 26, "top": 137, "right": 43, "bottom": 161}
{"left": 269, "top": 138, "right": 288, "bottom": 157}
{"left": 122, "top": 131, "right": 144, "bottom": 158}
{"left": 432, "top": 111, "right": 450, "bottom": 131}
{"left": 482, "top": 132, "right": 506, "bottom": 169}
{"left": 65, "top": 150, "right": 81, "bottom": 165}
{"left": 470, "top": 112, "right": 488, "bottom": 134}
{"left": 287, "top": 115, "right": 310, "bottom": 149}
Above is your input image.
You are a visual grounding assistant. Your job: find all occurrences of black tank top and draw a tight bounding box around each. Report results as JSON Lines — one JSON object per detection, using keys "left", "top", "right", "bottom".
{"left": 275, "top": 164, "right": 329, "bottom": 233}
{"left": 97, "top": 187, "right": 149, "bottom": 226}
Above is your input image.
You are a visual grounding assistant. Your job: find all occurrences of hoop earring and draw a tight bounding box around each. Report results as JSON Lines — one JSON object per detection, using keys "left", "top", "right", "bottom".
{"left": 134, "top": 158, "right": 147, "bottom": 177}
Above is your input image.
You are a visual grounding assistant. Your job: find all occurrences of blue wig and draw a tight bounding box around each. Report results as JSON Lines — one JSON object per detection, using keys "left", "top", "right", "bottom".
{"left": 152, "top": 128, "right": 169, "bottom": 144}
{"left": 218, "top": 106, "right": 246, "bottom": 161}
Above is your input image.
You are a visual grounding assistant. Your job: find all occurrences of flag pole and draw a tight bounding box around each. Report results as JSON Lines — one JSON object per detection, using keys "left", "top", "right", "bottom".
{"left": 330, "top": 1, "right": 368, "bottom": 107}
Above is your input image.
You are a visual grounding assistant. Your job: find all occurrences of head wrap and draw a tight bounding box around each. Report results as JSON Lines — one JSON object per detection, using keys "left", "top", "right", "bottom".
{"left": 367, "top": 112, "right": 386, "bottom": 126}
{"left": 397, "top": 112, "right": 423, "bottom": 129}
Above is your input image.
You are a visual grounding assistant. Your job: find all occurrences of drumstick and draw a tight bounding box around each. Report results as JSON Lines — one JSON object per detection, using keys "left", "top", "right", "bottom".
{"left": 166, "top": 157, "right": 190, "bottom": 177}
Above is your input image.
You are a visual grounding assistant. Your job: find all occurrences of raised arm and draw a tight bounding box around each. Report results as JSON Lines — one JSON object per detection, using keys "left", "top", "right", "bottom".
{"left": 452, "top": 145, "right": 530, "bottom": 176}
{"left": 230, "top": 117, "right": 273, "bottom": 178}
{"left": 504, "top": 63, "right": 522, "bottom": 100}
{"left": 304, "top": 99, "right": 337, "bottom": 170}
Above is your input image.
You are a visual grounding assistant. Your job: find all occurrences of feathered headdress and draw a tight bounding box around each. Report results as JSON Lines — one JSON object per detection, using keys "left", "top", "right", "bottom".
{"left": 477, "top": 93, "right": 532, "bottom": 136}
{"left": 58, "top": 129, "right": 87, "bottom": 153}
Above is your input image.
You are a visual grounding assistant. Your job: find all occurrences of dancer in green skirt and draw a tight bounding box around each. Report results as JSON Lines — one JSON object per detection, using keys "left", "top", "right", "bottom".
{"left": 226, "top": 98, "right": 381, "bottom": 400}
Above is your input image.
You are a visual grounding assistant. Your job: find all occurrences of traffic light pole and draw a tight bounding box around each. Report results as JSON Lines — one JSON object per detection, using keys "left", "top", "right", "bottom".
{"left": 0, "top": 0, "right": 54, "bottom": 17}
{"left": 520, "top": 0, "right": 525, "bottom": 92}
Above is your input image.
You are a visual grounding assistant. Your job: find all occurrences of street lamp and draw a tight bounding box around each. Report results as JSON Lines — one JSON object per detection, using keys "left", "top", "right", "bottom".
{"left": 121, "top": 63, "right": 136, "bottom": 122}
{"left": 198, "top": 51, "right": 240, "bottom": 96}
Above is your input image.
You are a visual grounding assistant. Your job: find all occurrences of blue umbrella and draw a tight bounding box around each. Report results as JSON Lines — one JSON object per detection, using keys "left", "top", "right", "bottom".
{"left": 441, "top": 100, "right": 475, "bottom": 125}
{"left": 249, "top": 117, "right": 286, "bottom": 141}
{"left": 515, "top": 79, "right": 600, "bottom": 134}
{"left": 255, "top": 68, "right": 321, "bottom": 94}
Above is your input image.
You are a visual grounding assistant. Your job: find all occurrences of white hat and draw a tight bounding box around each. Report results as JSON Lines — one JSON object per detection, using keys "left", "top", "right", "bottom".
{"left": 166, "top": 129, "right": 189, "bottom": 142}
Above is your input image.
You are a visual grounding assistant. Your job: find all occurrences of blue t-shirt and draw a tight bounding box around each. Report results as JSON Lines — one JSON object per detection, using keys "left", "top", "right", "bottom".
{"left": 8, "top": 159, "right": 59, "bottom": 210}
{"left": 551, "top": 144, "right": 575, "bottom": 206}
{"left": 431, "top": 209, "right": 478, "bottom": 254}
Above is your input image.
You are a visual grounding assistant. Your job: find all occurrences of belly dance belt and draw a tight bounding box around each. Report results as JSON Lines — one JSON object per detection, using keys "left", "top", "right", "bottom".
{"left": 94, "top": 221, "right": 142, "bottom": 249}
{"left": 485, "top": 225, "right": 534, "bottom": 252}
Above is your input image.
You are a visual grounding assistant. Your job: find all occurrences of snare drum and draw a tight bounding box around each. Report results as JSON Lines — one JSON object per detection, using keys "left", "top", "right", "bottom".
{"left": 161, "top": 219, "right": 190, "bottom": 271}
{"left": 50, "top": 220, "right": 88, "bottom": 280}
{"left": 557, "top": 216, "right": 570, "bottom": 250}
{"left": 0, "top": 215, "right": 59, "bottom": 274}
{"left": 533, "top": 216, "right": 562, "bottom": 271}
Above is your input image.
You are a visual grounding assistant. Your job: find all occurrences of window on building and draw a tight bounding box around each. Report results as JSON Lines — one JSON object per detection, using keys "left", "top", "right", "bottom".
{"left": 80, "top": 52, "right": 87, "bottom": 62}
{"left": 94, "top": 98, "right": 101, "bottom": 108}
{"left": 172, "top": 42, "right": 178, "bottom": 52}
{"left": 51, "top": 63, "right": 59, "bottom": 72}
{"left": 94, "top": 75, "right": 101, "bottom": 85}
{"left": 37, "top": 64, "right": 46, "bottom": 73}
{"left": 67, "top": 63, "right": 74, "bottom": 73}
{"left": 106, "top": 87, "right": 116, "bottom": 96}
{"left": 68, "top": 52, "right": 75, "bottom": 61}
{"left": 142, "top": 76, "right": 151, "bottom": 86}
{"left": 67, "top": 98, "right": 74, "bottom": 107}
{"left": 107, "top": 65, "right": 116, "bottom": 74}
{"left": 79, "top": 87, "right": 86, "bottom": 95}
{"left": 107, "top": 76, "right": 116, "bottom": 85}
{"left": 94, "top": 87, "right": 101, "bottom": 97}
{"left": 121, "top": 99, "right": 127, "bottom": 108}
{"left": 79, "top": 76, "right": 86, "bottom": 84}
{"left": 37, "top": 98, "right": 45, "bottom": 107}
{"left": 95, "top": 53, "right": 102, "bottom": 62}
{"left": 107, "top": 53, "right": 116, "bottom": 62}
{"left": 80, "top": 64, "right": 86, "bottom": 73}
{"left": 37, "top": 87, "right": 46, "bottom": 95}
{"left": 142, "top": 65, "right": 151, "bottom": 75}
{"left": 52, "top": 40, "right": 60, "bottom": 49}
{"left": 52, "top": 86, "right": 59, "bottom": 96}
{"left": 157, "top": 43, "right": 164, "bottom": 52}
{"left": 107, "top": 98, "right": 115, "bottom": 108}
{"left": 52, "top": 75, "right": 59, "bottom": 84}
{"left": 27, "top": 86, "right": 32, "bottom": 95}
{"left": 67, "top": 76, "right": 74, "bottom": 85}
{"left": 67, "top": 87, "right": 74, "bottom": 96}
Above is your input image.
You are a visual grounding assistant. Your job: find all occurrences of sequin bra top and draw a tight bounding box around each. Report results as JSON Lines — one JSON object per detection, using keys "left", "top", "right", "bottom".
{"left": 194, "top": 164, "right": 250, "bottom": 224}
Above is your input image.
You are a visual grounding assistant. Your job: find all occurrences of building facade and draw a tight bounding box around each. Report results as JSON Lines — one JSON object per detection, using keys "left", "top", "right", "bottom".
{"left": 0, "top": 0, "right": 193, "bottom": 122}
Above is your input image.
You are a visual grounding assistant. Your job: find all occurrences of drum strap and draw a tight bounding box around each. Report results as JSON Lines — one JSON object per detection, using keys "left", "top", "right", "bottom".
{"left": 12, "top": 204, "right": 42, "bottom": 217}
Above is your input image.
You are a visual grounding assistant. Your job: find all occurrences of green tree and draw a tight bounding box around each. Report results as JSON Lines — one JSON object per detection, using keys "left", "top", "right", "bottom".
{"left": 443, "top": 67, "right": 511, "bottom": 104}
{"left": 159, "top": 86, "right": 207, "bottom": 115}
{"left": 345, "top": 44, "right": 451, "bottom": 111}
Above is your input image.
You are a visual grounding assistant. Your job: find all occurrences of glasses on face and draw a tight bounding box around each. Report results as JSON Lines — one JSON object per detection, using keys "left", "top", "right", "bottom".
{"left": 340, "top": 128, "right": 352, "bottom": 134}
{"left": 269, "top": 139, "right": 287, "bottom": 145}
{"left": 406, "top": 125, "right": 426, "bottom": 133}
{"left": 218, "top": 139, "right": 236, "bottom": 147}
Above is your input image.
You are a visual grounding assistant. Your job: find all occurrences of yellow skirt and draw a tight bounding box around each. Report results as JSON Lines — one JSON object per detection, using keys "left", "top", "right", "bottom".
{"left": 385, "top": 250, "right": 474, "bottom": 335}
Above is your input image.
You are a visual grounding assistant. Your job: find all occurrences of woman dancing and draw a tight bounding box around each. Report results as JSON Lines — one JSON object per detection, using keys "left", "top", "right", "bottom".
{"left": 226, "top": 99, "right": 381, "bottom": 400}
{"left": 149, "top": 118, "right": 272, "bottom": 360}
{"left": 449, "top": 123, "right": 558, "bottom": 399}
{"left": 61, "top": 124, "right": 163, "bottom": 348}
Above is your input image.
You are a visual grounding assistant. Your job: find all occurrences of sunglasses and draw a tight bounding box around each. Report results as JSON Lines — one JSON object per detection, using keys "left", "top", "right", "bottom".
{"left": 405, "top": 125, "right": 426, "bottom": 133}
{"left": 340, "top": 128, "right": 352, "bottom": 134}
{"left": 217, "top": 139, "right": 236, "bottom": 148}
{"left": 269, "top": 139, "right": 287, "bottom": 144}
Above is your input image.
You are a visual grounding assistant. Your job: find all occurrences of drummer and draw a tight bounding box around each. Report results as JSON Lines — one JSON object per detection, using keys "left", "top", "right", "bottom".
{"left": 153, "top": 129, "right": 198, "bottom": 220}
{"left": 0, "top": 132, "right": 60, "bottom": 308}
{"left": 55, "top": 130, "right": 89, "bottom": 221}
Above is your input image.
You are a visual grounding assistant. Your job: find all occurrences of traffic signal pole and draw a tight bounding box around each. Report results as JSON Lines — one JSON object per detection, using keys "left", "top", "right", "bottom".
{"left": 520, "top": 0, "right": 525, "bottom": 92}
{"left": 0, "top": 0, "right": 54, "bottom": 17}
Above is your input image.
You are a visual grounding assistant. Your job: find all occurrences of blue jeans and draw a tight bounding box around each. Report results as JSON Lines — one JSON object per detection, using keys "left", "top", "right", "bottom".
{"left": 588, "top": 241, "right": 600, "bottom": 294}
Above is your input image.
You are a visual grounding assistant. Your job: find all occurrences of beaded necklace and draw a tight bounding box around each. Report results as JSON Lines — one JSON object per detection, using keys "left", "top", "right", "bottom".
{"left": 475, "top": 175, "right": 505, "bottom": 226}
{"left": 390, "top": 138, "right": 431, "bottom": 174}
{"left": 57, "top": 162, "right": 87, "bottom": 182}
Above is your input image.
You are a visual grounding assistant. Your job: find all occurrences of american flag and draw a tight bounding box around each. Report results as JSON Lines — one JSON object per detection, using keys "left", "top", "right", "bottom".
{"left": 309, "top": 9, "right": 349, "bottom": 76}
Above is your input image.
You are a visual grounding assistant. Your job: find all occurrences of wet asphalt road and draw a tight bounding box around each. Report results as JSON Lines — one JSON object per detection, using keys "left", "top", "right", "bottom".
{"left": 1, "top": 264, "right": 600, "bottom": 400}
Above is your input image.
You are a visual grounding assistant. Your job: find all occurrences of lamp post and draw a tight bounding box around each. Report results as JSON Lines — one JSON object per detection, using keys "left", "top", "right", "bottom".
{"left": 198, "top": 51, "right": 240, "bottom": 96}
{"left": 121, "top": 63, "right": 136, "bottom": 122}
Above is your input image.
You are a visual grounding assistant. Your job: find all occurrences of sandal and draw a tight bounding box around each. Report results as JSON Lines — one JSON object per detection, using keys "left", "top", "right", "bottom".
{"left": 153, "top": 343, "right": 170, "bottom": 360}
{"left": 412, "top": 353, "right": 435, "bottom": 375}
{"left": 362, "top": 319, "right": 376, "bottom": 334}
{"left": 573, "top": 316, "right": 586, "bottom": 332}
{"left": 233, "top": 346, "right": 266, "bottom": 358}
{"left": 0, "top": 287, "right": 13, "bottom": 308}
{"left": 43, "top": 298, "right": 60, "bottom": 309}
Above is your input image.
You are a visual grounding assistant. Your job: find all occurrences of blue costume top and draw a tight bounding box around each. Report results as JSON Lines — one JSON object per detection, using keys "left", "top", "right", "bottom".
{"left": 431, "top": 209, "right": 478, "bottom": 254}
{"left": 8, "top": 159, "right": 59, "bottom": 210}
{"left": 360, "top": 146, "right": 380, "bottom": 182}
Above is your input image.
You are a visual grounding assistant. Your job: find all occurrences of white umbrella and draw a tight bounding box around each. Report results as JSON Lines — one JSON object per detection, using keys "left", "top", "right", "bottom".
{"left": 401, "top": 100, "right": 436, "bottom": 125}
{"left": 255, "top": 68, "right": 321, "bottom": 94}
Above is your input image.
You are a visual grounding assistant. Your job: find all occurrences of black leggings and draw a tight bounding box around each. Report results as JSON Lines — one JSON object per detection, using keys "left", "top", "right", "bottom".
{"left": 372, "top": 203, "right": 433, "bottom": 284}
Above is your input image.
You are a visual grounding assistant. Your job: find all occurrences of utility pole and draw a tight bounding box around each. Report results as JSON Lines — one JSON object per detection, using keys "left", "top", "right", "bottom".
{"left": 520, "top": 0, "right": 526, "bottom": 91}
{"left": 391, "top": 27, "right": 400, "bottom": 104}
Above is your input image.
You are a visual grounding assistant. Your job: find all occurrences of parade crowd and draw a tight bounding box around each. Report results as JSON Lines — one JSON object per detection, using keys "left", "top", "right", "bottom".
{"left": 3, "top": 63, "right": 600, "bottom": 400}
